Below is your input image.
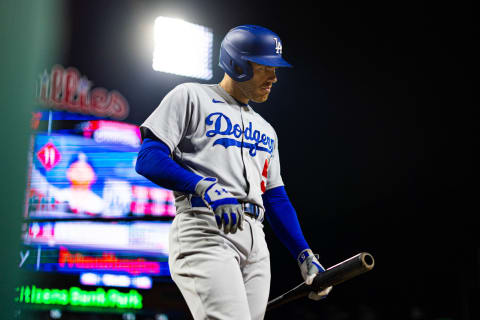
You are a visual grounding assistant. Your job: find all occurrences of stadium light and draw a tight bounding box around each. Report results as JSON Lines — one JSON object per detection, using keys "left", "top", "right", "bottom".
{"left": 153, "top": 17, "right": 213, "bottom": 80}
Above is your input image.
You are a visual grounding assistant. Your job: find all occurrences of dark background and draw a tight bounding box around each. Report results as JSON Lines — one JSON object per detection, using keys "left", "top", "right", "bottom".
{"left": 21, "top": 0, "right": 476, "bottom": 319}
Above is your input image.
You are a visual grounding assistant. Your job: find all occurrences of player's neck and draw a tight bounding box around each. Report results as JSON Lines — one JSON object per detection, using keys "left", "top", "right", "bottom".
{"left": 219, "top": 75, "right": 249, "bottom": 105}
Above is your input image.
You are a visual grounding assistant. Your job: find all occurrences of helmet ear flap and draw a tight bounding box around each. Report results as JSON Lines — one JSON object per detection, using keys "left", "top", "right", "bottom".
{"left": 219, "top": 46, "right": 253, "bottom": 82}
{"left": 233, "top": 59, "right": 253, "bottom": 81}
{"left": 234, "top": 64, "right": 242, "bottom": 75}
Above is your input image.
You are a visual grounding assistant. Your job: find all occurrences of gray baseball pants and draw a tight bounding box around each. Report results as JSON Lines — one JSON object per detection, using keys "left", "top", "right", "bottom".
{"left": 168, "top": 211, "right": 270, "bottom": 320}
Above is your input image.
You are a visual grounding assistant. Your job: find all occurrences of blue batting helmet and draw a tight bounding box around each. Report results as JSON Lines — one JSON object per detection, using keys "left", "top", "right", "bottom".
{"left": 219, "top": 25, "right": 292, "bottom": 82}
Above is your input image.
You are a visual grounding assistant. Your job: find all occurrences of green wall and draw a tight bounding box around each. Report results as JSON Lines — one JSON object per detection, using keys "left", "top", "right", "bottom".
{"left": 0, "top": 0, "right": 64, "bottom": 317}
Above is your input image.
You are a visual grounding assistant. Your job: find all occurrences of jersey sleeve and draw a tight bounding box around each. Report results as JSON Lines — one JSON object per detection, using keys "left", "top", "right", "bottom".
{"left": 140, "top": 84, "right": 192, "bottom": 153}
{"left": 265, "top": 130, "right": 284, "bottom": 190}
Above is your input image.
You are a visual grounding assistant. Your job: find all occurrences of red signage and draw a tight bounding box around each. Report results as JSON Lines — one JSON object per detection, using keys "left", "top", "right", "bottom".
{"left": 37, "top": 65, "right": 129, "bottom": 120}
{"left": 37, "top": 142, "right": 61, "bottom": 170}
{"left": 58, "top": 247, "right": 161, "bottom": 275}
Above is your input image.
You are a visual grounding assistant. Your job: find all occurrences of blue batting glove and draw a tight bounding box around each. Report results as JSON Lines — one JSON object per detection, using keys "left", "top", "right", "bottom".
{"left": 195, "top": 177, "right": 244, "bottom": 234}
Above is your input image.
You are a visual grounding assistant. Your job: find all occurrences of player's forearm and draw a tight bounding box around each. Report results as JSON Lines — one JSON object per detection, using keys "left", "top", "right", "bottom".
{"left": 135, "top": 138, "right": 203, "bottom": 194}
{"left": 262, "top": 186, "right": 310, "bottom": 259}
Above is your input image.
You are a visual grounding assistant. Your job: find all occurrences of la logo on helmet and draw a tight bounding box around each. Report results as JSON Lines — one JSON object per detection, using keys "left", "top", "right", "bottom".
{"left": 273, "top": 37, "right": 282, "bottom": 54}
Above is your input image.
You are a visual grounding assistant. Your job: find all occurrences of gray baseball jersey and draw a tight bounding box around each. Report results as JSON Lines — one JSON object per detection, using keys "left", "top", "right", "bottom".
{"left": 140, "top": 82, "right": 284, "bottom": 212}
{"left": 142, "top": 82, "right": 280, "bottom": 319}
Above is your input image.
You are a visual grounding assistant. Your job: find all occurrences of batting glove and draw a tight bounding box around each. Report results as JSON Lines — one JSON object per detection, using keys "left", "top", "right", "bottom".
{"left": 298, "top": 249, "right": 333, "bottom": 301}
{"left": 195, "top": 177, "right": 244, "bottom": 234}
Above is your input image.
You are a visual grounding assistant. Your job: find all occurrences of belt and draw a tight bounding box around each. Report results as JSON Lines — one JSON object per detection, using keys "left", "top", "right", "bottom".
{"left": 191, "top": 196, "right": 264, "bottom": 221}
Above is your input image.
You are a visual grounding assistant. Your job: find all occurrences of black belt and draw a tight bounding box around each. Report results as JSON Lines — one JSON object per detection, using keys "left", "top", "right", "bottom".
{"left": 191, "top": 196, "right": 263, "bottom": 221}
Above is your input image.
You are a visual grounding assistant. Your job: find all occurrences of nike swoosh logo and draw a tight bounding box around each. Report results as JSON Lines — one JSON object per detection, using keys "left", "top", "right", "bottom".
{"left": 212, "top": 98, "right": 225, "bottom": 104}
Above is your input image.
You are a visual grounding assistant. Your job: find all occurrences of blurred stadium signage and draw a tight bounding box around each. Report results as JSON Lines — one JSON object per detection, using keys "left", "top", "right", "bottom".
{"left": 80, "top": 120, "right": 141, "bottom": 147}
{"left": 36, "top": 65, "right": 129, "bottom": 120}
{"left": 15, "top": 285, "right": 143, "bottom": 309}
{"left": 58, "top": 247, "right": 161, "bottom": 275}
{"left": 37, "top": 142, "right": 61, "bottom": 170}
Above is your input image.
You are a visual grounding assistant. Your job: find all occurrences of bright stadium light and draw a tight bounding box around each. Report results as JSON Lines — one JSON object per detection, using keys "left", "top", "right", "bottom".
{"left": 153, "top": 17, "right": 213, "bottom": 80}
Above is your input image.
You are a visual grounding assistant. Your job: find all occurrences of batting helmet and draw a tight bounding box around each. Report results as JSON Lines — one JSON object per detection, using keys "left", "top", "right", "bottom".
{"left": 219, "top": 25, "right": 292, "bottom": 82}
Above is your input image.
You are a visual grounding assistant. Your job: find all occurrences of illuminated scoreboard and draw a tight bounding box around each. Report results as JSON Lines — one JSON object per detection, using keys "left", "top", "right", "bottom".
{"left": 18, "top": 111, "right": 188, "bottom": 318}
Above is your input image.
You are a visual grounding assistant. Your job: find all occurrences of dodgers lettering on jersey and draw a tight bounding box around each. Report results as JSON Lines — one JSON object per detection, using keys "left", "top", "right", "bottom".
{"left": 205, "top": 112, "right": 274, "bottom": 156}
{"left": 140, "top": 82, "right": 284, "bottom": 212}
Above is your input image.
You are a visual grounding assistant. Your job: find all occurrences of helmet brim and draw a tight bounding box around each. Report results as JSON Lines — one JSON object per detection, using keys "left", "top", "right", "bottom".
{"left": 245, "top": 55, "right": 293, "bottom": 68}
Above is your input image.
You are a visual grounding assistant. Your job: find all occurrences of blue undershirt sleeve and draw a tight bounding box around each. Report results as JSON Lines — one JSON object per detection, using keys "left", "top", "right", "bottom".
{"left": 135, "top": 138, "right": 203, "bottom": 194}
{"left": 262, "top": 186, "right": 310, "bottom": 259}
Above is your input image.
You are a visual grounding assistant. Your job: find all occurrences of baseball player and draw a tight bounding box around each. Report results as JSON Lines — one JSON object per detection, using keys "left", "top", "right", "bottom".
{"left": 136, "top": 25, "right": 332, "bottom": 320}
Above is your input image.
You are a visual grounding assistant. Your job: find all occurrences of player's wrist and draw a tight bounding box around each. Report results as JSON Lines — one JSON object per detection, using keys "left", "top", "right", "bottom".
{"left": 297, "top": 248, "right": 314, "bottom": 266}
{"left": 194, "top": 177, "right": 217, "bottom": 197}
{"left": 194, "top": 177, "right": 240, "bottom": 208}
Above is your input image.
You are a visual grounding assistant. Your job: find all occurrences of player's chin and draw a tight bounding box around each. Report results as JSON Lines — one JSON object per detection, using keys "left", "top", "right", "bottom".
{"left": 251, "top": 93, "right": 270, "bottom": 103}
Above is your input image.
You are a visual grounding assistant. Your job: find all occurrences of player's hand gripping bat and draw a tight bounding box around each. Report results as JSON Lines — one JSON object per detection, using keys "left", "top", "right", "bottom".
{"left": 267, "top": 252, "right": 375, "bottom": 311}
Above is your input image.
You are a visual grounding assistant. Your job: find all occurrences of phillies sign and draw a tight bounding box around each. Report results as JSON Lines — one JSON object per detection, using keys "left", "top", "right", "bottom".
{"left": 37, "top": 142, "right": 61, "bottom": 171}
{"left": 36, "top": 65, "right": 129, "bottom": 120}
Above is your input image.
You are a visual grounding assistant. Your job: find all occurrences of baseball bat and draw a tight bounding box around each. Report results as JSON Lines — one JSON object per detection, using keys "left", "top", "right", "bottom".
{"left": 267, "top": 252, "right": 375, "bottom": 311}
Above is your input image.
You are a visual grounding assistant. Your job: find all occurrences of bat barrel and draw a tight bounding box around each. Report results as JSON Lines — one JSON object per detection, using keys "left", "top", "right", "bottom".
{"left": 267, "top": 252, "right": 375, "bottom": 311}
{"left": 311, "top": 252, "right": 375, "bottom": 291}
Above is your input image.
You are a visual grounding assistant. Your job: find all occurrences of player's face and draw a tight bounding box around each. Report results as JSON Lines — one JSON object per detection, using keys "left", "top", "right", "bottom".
{"left": 238, "top": 62, "right": 278, "bottom": 103}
